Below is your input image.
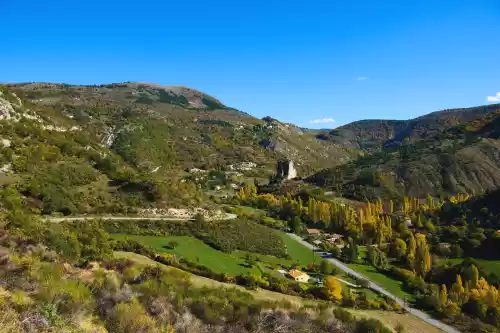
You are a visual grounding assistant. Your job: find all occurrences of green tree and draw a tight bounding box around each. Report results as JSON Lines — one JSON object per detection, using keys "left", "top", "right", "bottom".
{"left": 390, "top": 238, "right": 407, "bottom": 260}
{"left": 194, "top": 213, "right": 206, "bottom": 230}
{"left": 344, "top": 238, "right": 358, "bottom": 263}
{"left": 289, "top": 216, "right": 302, "bottom": 233}
{"left": 320, "top": 259, "right": 334, "bottom": 275}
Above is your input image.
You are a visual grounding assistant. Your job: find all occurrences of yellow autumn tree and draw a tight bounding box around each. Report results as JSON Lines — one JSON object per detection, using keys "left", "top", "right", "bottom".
{"left": 414, "top": 234, "right": 431, "bottom": 276}
{"left": 451, "top": 275, "right": 466, "bottom": 304}
{"left": 324, "top": 276, "right": 343, "bottom": 302}
{"left": 439, "top": 284, "right": 448, "bottom": 308}
{"left": 470, "top": 264, "right": 479, "bottom": 290}
{"left": 406, "top": 233, "right": 416, "bottom": 266}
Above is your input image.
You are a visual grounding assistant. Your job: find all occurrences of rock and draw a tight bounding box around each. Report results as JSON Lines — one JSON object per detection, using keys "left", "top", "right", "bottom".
{"left": 0, "top": 138, "right": 11, "bottom": 148}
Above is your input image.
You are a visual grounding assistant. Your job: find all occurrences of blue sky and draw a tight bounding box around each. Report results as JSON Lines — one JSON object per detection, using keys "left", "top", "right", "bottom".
{"left": 2, "top": 0, "right": 499, "bottom": 128}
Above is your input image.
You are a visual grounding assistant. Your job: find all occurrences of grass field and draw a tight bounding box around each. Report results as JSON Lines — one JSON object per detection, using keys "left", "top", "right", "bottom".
{"left": 447, "top": 258, "right": 500, "bottom": 275}
{"left": 280, "top": 232, "right": 323, "bottom": 266}
{"left": 347, "top": 262, "right": 413, "bottom": 300}
{"left": 345, "top": 245, "right": 413, "bottom": 301}
{"left": 113, "top": 230, "right": 326, "bottom": 276}
{"left": 113, "top": 234, "right": 256, "bottom": 275}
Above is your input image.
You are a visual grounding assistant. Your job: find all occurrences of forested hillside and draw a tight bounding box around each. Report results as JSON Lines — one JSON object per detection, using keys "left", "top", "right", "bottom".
{"left": 309, "top": 109, "right": 500, "bottom": 200}
{"left": 7, "top": 83, "right": 356, "bottom": 174}
{"left": 0, "top": 83, "right": 358, "bottom": 215}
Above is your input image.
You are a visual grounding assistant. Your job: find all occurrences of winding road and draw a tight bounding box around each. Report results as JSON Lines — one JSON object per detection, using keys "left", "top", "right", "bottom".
{"left": 44, "top": 213, "right": 237, "bottom": 223}
{"left": 287, "top": 233, "right": 461, "bottom": 333}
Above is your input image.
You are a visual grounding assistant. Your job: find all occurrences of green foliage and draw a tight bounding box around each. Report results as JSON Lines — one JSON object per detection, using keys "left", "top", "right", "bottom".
{"left": 319, "top": 259, "right": 334, "bottom": 275}
{"left": 367, "top": 246, "right": 389, "bottom": 271}
{"left": 199, "top": 219, "right": 287, "bottom": 257}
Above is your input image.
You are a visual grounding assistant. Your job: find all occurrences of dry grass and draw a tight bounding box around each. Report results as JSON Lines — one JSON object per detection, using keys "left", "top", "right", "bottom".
{"left": 351, "top": 309, "right": 445, "bottom": 333}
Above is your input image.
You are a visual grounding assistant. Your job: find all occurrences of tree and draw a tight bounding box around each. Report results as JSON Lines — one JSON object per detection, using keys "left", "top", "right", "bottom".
{"left": 167, "top": 241, "right": 179, "bottom": 249}
{"left": 344, "top": 238, "right": 358, "bottom": 263}
{"left": 414, "top": 234, "right": 431, "bottom": 277}
{"left": 289, "top": 216, "right": 302, "bottom": 233}
{"left": 443, "top": 302, "right": 461, "bottom": 317}
{"left": 320, "top": 259, "right": 334, "bottom": 275}
{"left": 470, "top": 264, "right": 479, "bottom": 290}
{"left": 439, "top": 284, "right": 448, "bottom": 309}
{"left": 367, "top": 246, "right": 380, "bottom": 267}
{"left": 450, "top": 244, "right": 463, "bottom": 258}
{"left": 463, "top": 298, "right": 487, "bottom": 319}
{"left": 390, "top": 238, "right": 407, "bottom": 260}
{"left": 451, "top": 275, "right": 466, "bottom": 304}
{"left": 194, "top": 213, "right": 206, "bottom": 230}
{"left": 324, "top": 276, "right": 343, "bottom": 302}
{"left": 406, "top": 233, "right": 416, "bottom": 267}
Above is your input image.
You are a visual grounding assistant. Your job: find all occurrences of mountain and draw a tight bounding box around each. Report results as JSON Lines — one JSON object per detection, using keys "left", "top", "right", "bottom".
{"left": 316, "top": 103, "right": 500, "bottom": 151}
{"left": 308, "top": 108, "right": 500, "bottom": 200}
{"left": 0, "top": 83, "right": 356, "bottom": 215}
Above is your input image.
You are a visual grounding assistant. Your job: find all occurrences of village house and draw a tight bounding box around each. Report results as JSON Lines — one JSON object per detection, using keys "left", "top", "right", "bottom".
{"left": 287, "top": 269, "right": 310, "bottom": 283}
{"left": 306, "top": 228, "right": 322, "bottom": 236}
{"left": 325, "top": 233, "right": 344, "bottom": 248}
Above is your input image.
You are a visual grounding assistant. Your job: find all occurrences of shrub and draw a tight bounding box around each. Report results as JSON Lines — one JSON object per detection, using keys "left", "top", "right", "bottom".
{"left": 390, "top": 267, "right": 416, "bottom": 281}
{"left": 355, "top": 318, "right": 392, "bottom": 333}
{"left": 10, "top": 290, "right": 34, "bottom": 312}
{"left": 107, "top": 299, "right": 156, "bottom": 333}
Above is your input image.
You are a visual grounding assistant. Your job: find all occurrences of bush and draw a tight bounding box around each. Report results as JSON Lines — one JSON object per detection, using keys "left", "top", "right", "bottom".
{"left": 107, "top": 299, "right": 156, "bottom": 333}
{"left": 355, "top": 318, "right": 392, "bottom": 333}
{"left": 390, "top": 267, "right": 416, "bottom": 281}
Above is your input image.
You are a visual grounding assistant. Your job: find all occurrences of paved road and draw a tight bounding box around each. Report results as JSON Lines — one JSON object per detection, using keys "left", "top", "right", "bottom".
{"left": 45, "top": 213, "right": 237, "bottom": 223}
{"left": 287, "top": 233, "right": 461, "bottom": 333}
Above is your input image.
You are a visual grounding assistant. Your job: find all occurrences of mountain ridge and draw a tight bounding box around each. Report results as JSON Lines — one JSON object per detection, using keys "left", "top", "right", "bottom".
{"left": 317, "top": 103, "right": 500, "bottom": 151}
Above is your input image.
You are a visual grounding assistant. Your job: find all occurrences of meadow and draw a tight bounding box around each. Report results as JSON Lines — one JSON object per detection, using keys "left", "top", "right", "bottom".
{"left": 112, "top": 231, "right": 323, "bottom": 276}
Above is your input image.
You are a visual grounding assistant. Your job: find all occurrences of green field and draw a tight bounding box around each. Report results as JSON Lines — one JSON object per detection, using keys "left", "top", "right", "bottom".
{"left": 281, "top": 233, "right": 323, "bottom": 266}
{"left": 113, "top": 234, "right": 255, "bottom": 275}
{"left": 447, "top": 258, "right": 500, "bottom": 275}
{"left": 112, "top": 231, "right": 324, "bottom": 276}
{"left": 346, "top": 245, "right": 413, "bottom": 301}
{"left": 347, "top": 262, "right": 412, "bottom": 300}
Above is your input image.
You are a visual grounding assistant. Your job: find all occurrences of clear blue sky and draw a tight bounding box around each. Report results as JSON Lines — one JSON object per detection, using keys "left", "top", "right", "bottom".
{"left": 2, "top": 0, "right": 499, "bottom": 128}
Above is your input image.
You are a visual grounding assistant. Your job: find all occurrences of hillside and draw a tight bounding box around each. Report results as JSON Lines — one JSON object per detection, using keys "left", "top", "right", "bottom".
{"left": 308, "top": 109, "right": 500, "bottom": 200}
{"left": 317, "top": 103, "right": 500, "bottom": 151}
{"left": 8, "top": 82, "right": 356, "bottom": 172}
{"left": 0, "top": 83, "right": 356, "bottom": 215}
